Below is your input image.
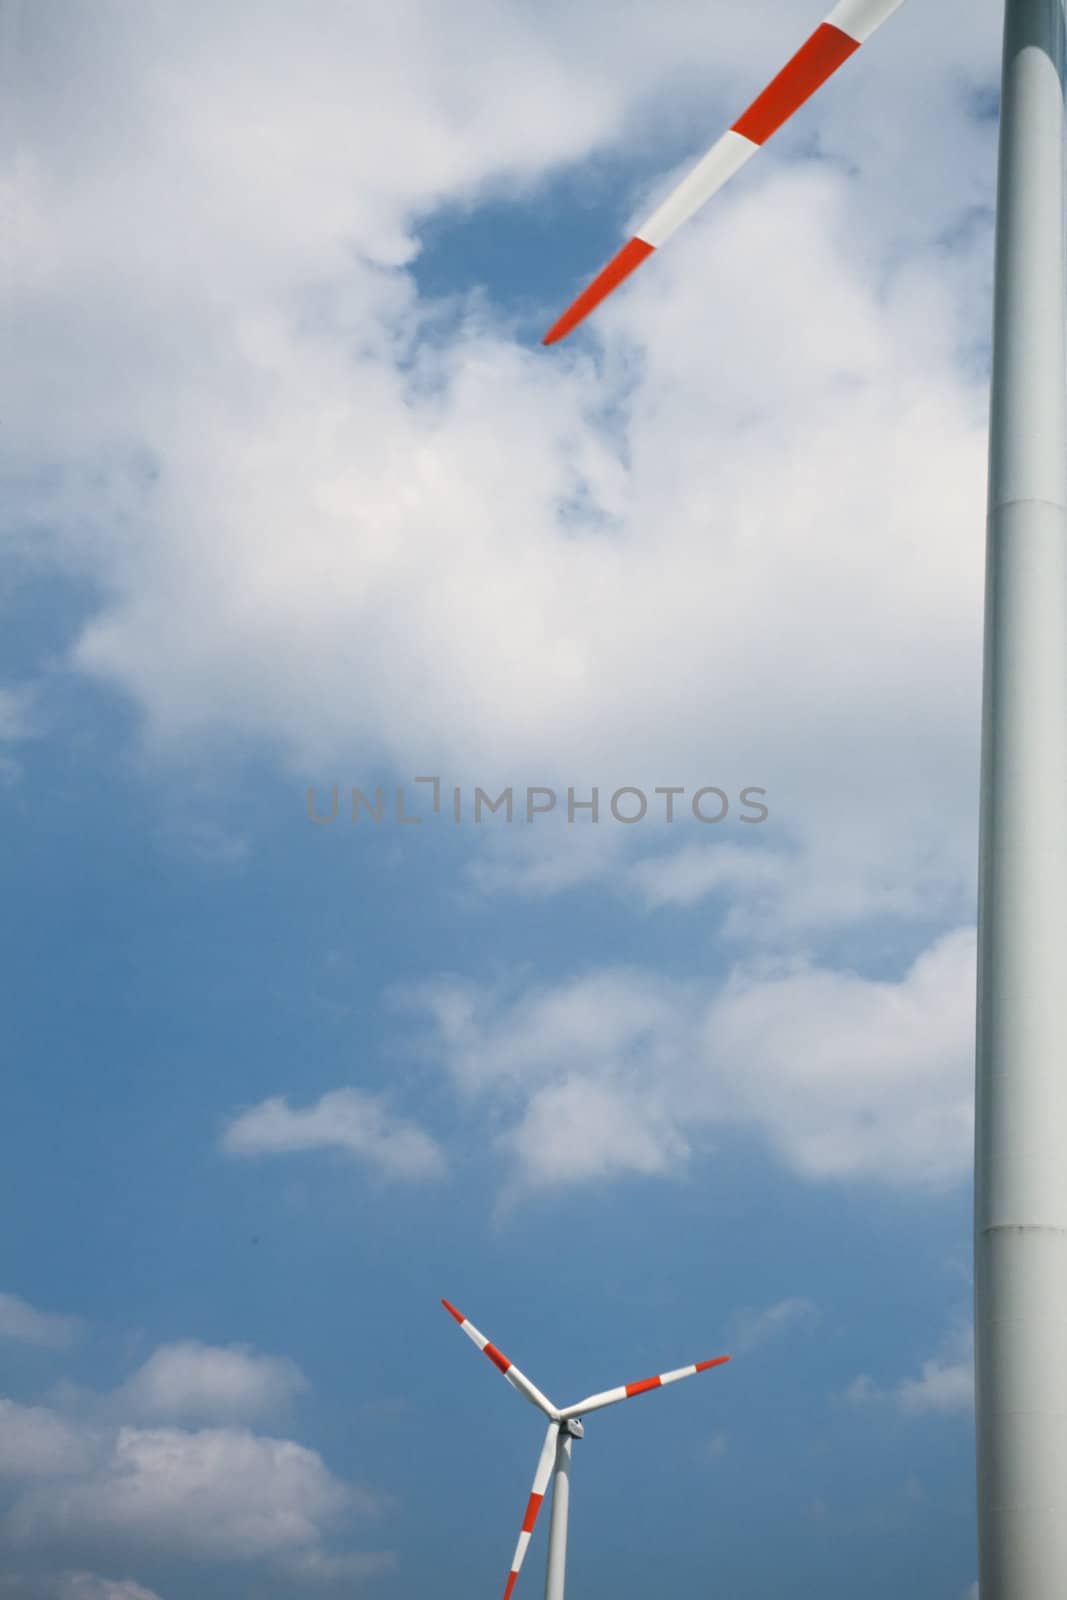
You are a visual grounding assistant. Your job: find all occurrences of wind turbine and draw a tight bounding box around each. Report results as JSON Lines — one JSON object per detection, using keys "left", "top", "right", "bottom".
{"left": 541, "top": 3, "right": 1067, "bottom": 1598}
{"left": 441, "top": 1298, "right": 730, "bottom": 1600}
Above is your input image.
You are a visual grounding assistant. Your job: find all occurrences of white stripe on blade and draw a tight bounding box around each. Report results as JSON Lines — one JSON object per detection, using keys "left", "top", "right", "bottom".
{"left": 660, "top": 1364, "right": 698, "bottom": 1386}
{"left": 637, "top": 129, "right": 757, "bottom": 249}
{"left": 826, "top": 0, "right": 908, "bottom": 44}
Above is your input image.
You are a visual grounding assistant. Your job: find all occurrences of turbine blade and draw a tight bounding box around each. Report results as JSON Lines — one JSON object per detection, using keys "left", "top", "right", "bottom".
{"left": 542, "top": 0, "right": 907, "bottom": 344}
{"left": 502, "top": 1420, "right": 560, "bottom": 1600}
{"left": 558, "top": 1354, "right": 730, "bottom": 1420}
{"left": 441, "top": 1299, "right": 559, "bottom": 1419}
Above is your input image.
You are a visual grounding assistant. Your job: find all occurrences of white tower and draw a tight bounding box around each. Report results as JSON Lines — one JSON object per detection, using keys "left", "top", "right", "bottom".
{"left": 974, "top": 3, "right": 1067, "bottom": 1595}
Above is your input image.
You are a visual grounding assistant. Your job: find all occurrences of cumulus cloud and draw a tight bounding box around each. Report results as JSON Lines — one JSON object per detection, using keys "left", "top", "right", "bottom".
{"left": 221, "top": 1088, "right": 446, "bottom": 1180}
{"left": 848, "top": 1325, "right": 974, "bottom": 1415}
{"left": 0, "top": 1291, "right": 82, "bottom": 1349}
{"left": 119, "top": 1341, "right": 308, "bottom": 1424}
{"left": 53, "top": 1579, "right": 163, "bottom": 1600}
{"left": 896, "top": 1335, "right": 974, "bottom": 1416}
{"left": 626, "top": 841, "right": 788, "bottom": 913}
{"left": 0, "top": 686, "right": 36, "bottom": 743}
{"left": 50, "top": 1579, "right": 163, "bottom": 1600}
{"left": 2, "top": 0, "right": 1003, "bottom": 945}
{"left": 506, "top": 1076, "right": 689, "bottom": 1188}
{"left": 0, "top": 1573, "right": 168, "bottom": 1600}
{"left": 468, "top": 805, "right": 975, "bottom": 949}
{"left": 0, "top": 1321, "right": 388, "bottom": 1590}
{"left": 284, "top": 1548, "right": 397, "bottom": 1583}
{"left": 701, "top": 926, "right": 976, "bottom": 1185}
{"left": 623, "top": 829, "right": 975, "bottom": 943}
{"left": 401, "top": 925, "right": 976, "bottom": 1191}
{"left": 5, "top": 1423, "right": 379, "bottom": 1565}
{"left": 1, "top": 1407, "right": 388, "bottom": 1583}
{"left": 0, "top": 1399, "right": 96, "bottom": 1479}
{"left": 730, "top": 1299, "right": 819, "bottom": 1352}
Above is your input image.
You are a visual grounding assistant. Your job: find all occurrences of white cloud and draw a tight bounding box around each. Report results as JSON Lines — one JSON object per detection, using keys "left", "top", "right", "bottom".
{"left": 53, "top": 1575, "right": 164, "bottom": 1600}
{"left": 0, "top": 1399, "right": 96, "bottom": 1479}
{"left": 2, "top": 1413, "right": 387, "bottom": 1581}
{"left": 897, "top": 1341, "right": 974, "bottom": 1416}
{"left": 627, "top": 841, "right": 788, "bottom": 913}
{"left": 119, "top": 1341, "right": 308, "bottom": 1424}
{"left": 404, "top": 926, "right": 976, "bottom": 1191}
{"left": 0, "top": 1574, "right": 166, "bottom": 1600}
{"left": 702, "top": 926, "right": 976, "bottom": 1186}
{"left": 0, "top": 686, "right": 36, "bottom": 744}
{"left": 221, "top": 1088, "right": 446, "bottom": 1181}
{"left": 284, "top": 1548, "right": 397, "bottom": 1584}
{"left": 849, "top": 1325, "right": 974, "bottom": 1415}
{"left": 5, "top": 1424, "right": 377, "bottom": 1564}
{"left": 2, "top": 0, "right": 1003, "bottom": 945}
{"left": 467, "top": 807, "right": 975, "bottom": 950}
{"left": 730, "top": 1299, "right": 819, "bottom": 1352}
{"left": 623, "top": 828, "right": 975, "bottom": 943}
{"left": 0, "top": 1324, "right": 388, "bottom": 1589}
{"left": 0, "top": 1292, "right": 82, "bottom": 1349}
{"left": 506, "top": 1076, "right": 689, "bottom": 1187}
{"left": 845, "top": 1374, "right": 878, "bottom": 1407}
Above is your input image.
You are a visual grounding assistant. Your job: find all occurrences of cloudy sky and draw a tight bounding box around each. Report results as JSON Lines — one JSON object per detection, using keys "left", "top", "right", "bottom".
{"left": 1, "top": 0, "right": 1001, "bottom": 1595}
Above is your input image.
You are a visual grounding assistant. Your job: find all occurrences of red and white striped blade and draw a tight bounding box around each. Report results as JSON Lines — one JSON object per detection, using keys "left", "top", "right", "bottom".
{"left": 558, "top": 1354, "right": 730, "bottom": 1421}
{"left": 542, "top": 0, "right": 908, "bottom": 344}
{"left": 502, "top": 1420, "right": 559, "bottom": 1600}
{"left": 441, "top": 1299, "right": 560, "bottom": 1419}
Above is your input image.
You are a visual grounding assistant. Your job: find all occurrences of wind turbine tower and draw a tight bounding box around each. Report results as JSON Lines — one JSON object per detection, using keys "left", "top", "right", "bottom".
{"left": 441, "top": 1298, "right": 730, "bottom": 1600}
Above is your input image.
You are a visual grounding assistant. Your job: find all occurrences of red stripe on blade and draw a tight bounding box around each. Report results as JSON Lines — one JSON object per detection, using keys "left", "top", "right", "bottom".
{"left": 484, "top": 1342, "right": 512, "bottom": 1374}
{"left": 696, "top": 1356, "right": 731, "bottom": 1372}
{"left": 625, "top": 1376, "right": 663, "bottom": 1398}
{"left": 441, "top": 1298, "right": 464, "bottom": 1323}
{"left": 503, "top": 1574, "right": 519, "bottom": 1600}
{"left": 522, "top": 1491, "right": 544, "bottom": 1533}
{"left": 732, "top": 23, "right": 859, "bottom": 146}
{"left": 542, "top": 236, "right": 655, "bottom": 345}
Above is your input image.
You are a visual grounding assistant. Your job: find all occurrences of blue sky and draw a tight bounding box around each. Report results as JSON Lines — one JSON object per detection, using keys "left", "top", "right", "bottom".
{"left": 1, "top": 1, "right": 1006, "bottom": 1596}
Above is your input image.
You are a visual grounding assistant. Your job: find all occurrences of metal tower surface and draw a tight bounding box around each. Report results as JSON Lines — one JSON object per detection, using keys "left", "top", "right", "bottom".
{"left": 975, "top": 4, "right": 1067, "bottom": 1595}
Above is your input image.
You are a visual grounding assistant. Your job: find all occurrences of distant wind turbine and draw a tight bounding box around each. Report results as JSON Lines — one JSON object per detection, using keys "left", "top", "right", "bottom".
{"left": 541, "top": 4, "right": 1067, "bottom": 1597}
{"left": 441, "top": 1298, "right": 730, "bottom": 1600}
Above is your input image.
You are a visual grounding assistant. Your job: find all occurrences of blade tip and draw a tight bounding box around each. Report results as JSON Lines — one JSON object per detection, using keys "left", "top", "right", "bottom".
{"left": 441, "top": 1298, "right": 464, "bottom": 1323}
{"left": 541, "top": 236, "right": 654, "bottom": 349}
